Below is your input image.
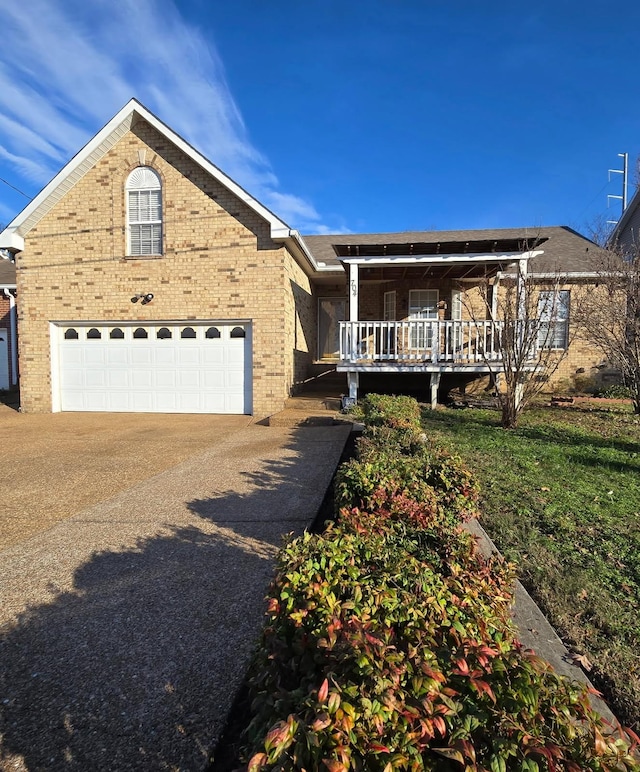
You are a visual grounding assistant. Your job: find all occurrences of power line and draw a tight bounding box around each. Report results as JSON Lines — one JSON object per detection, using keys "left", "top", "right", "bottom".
{"left": 0, "top": 176, "right": 31, "bottom": 199}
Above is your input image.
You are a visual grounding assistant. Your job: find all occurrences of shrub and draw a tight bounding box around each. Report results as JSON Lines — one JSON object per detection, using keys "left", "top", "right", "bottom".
{"left": 243, "top": 525, "right": 639, "bottom": 771}
{"left": 359, "top": 394, "right": 422, "bottom": 431}
{"left": 240, "top": 394, "right": 640, "bottom": 771}
{"left": 335, "top": 432, "right": 480, "bottom": 528}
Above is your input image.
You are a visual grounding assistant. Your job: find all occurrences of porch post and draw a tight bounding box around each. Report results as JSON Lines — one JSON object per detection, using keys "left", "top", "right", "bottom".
{"left": 349, "top": 263, "right": 359, "bottom": 322}
{"left": 430, "top": 372, "right": 440, "bottom": 410}
{"left": 347, "top": 371, "right": 359, "bottom": 401}
{"left": 491, "top": 276, "right": 500, "bottom": 320}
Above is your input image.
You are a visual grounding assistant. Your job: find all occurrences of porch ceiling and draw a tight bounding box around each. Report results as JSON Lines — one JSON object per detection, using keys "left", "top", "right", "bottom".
{"left": 334, "top": 236, "right": 547, "bottom": 259}
{"left": 357, "top": 260, "right": 517, "bottom": 282}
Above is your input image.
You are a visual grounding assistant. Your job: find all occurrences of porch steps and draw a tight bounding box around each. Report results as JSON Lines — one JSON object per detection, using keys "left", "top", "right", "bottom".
{"left": 268, "top": 395, "right": 347, "bottom": 428}
{"left": 267, "top": 409, "right": 348, "bottom": 428}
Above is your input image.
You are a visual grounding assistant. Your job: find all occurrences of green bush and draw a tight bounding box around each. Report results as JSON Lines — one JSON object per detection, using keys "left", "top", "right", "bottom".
{"left": 244, "top": 524, "right": 639, "bottom": 771}
{"left": 359, "top": 394, "right": 422, "bottom": 430}
{"left": 336, "top": 410, "right": 480, "bottom": 529}
{"left": 240, "top": 394, "right": 640, "bottom": 771}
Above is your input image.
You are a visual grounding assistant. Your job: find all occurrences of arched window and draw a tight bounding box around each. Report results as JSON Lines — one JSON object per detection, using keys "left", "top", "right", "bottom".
{"left": 87, "top": 328, "right": 101, "bottom": 339}
{"left": 181, "top": 327, "right": 196, "bottom": 339}
{"left": 110, "top": 328, "right": 125, "bottom": 339}
{"left": 64, "top": 328, "right": 79, "bottom": 340}
{"left": 133, "top": 327, "right": 148, "bottom": 339}
{"left": 126, "top": 166, "right": 162, "bottom": 256}
{"left": 205, "top": 326, "right": 221, "bottom": 339}
{"left": 157, "top": 327, "right": 172, "bottom": 339}
{"left": 230, "top": 326, "right": 246, "bottom": 338}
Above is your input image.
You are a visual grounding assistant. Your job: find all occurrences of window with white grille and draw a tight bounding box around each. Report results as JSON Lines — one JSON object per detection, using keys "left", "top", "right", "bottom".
{"left": 537, "top": 290, "right": 570, "bottom": 349}
{"left": 126, "top": 167, "right": 162, "bottom": 256}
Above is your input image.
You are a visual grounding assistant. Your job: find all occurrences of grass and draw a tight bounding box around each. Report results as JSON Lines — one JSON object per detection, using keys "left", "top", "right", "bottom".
{"left": 420, "top": 403, "right": 640, "bottom": 730}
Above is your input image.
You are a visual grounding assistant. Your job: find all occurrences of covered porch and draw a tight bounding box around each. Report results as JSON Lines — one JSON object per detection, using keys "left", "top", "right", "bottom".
{"left": 331, "top": 235, "right": 545, "bottom": 407}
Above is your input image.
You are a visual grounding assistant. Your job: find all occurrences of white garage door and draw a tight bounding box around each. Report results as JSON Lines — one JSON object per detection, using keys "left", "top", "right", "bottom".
{"left": 56, "top": 322, "right": 252, "bottom": 414}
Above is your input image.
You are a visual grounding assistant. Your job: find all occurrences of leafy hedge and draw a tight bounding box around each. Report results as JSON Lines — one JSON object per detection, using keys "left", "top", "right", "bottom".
{"left": 241, "top": 396, "right": 640, "bottom": 771}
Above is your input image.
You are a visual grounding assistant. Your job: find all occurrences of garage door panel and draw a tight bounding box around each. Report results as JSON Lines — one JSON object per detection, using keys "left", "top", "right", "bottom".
{"left": 107, "top": 370, "right": 130, "bottom": 388}
{"left": 106, "top": 348, "right": 131, "bottom": 365}
{"left": 155, "top": 370, "right": 177, "bottom": 389}
{"left": 83, "top": 347, "right": 108, "bottom": 366}
{"left": 86, "top": 370, "right": 107, "bottom": 388}
{"left": 133, "top": 347, "right": 153, "bottom": 365}
{"left": 155, "top": 348, "right": 178, "bottom": 365}
{"left": 57, "top": 322, "right": 251, "bottom": 414}
{"left": 177, "top": 348, "right": 201, "bottom": 365}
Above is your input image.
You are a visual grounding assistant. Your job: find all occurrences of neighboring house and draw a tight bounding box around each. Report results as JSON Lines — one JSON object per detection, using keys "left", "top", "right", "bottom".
{"left": 0, "top": 254, "right": 17, "bottom": 391}
{"left": 611, "top": 185, "right": 640, "bottom": 252}
{"left": 0, "top": 99, "right": 609, "bottom": 416}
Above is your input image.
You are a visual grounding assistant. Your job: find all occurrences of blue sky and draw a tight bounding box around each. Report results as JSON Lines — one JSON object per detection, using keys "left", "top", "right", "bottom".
{"left": 0, "top": 0, "right": 638, "bottom": 236}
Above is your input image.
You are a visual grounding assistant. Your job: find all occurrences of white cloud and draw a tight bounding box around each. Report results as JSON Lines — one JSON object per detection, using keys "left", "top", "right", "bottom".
{"left": 0, "top": 0, "right": 343, "bottom": 231}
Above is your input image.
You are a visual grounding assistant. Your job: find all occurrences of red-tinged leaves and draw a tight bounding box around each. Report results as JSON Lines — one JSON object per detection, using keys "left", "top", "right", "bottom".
{"left": 432, "top": 715, "right": 447, "bottom": 737}
{"left": 264, "top": 721, "right": 288, "bottom": 750}
{"left": 322, "top": 759, "right": 348, "bottom": 772}
{"left": 318, "top": 677, "right": 329, "bottom": 703}
{"left": 454, "top": 657, "right": 470, "bottom": 675}
{"left": 312, "top": 712, "right": 331, "bottom": 731}
{"left": 368, "top": 743, "right": 391, "bottom": 754}
{"left": 470, "top": 678, "right": 496, "bottom": 703}
{"left": 247, "top": 752, "right": 268, "bottom": 771}
{"left": 243, "top": 396, "right": 640, "bottom": 772}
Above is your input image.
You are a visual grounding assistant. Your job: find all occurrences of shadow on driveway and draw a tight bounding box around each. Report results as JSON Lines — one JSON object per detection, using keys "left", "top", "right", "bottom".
{"left": 0, "top": 424, "right": 350, "bottom": 771}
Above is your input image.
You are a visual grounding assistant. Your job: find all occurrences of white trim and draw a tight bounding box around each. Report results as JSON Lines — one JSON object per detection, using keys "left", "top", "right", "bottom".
{"left": 340, "top": 249, "right": 544, "bottom": 266}
{"left": 0, "top": 99, "right": 294, "bottom": 253}
{"left": 497, "top": 271, "right": 601, "bottom": 279}
{"left": 50, "top": 322, "right": 62, "bottom": 412}
{"left": 349, "top": 263, "right": 359, "bottom": 321}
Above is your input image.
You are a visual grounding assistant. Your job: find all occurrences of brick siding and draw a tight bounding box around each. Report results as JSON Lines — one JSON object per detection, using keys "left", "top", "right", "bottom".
{"left": 16, "top": 118, "right": 306, "bottom": 418}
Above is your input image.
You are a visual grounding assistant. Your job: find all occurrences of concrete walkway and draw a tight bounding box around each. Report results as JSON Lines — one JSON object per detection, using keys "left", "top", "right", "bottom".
{"left": 0, "top": 421, "right": 351, "bottom": 772}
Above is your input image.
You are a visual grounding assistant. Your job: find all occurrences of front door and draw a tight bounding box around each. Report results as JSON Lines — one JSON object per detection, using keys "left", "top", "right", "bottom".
{"left": 318, "top": 298, "right": 346, "bottom": 359}
{"left": 408, "top": 289, "right": 439, "bottom": 349}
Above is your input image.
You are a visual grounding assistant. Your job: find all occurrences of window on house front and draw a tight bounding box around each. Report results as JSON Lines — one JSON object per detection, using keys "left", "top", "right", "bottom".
{"left": 537, "top": 290, "right": 570, "bottom": 349}
{"left": 126, "top": 166, "right": 162, "bottom": 256}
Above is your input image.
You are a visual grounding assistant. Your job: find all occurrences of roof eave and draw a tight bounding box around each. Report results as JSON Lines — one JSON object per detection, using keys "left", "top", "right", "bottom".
{"left": 0, "top": 98, "right": 291, "bottom": 249}
{"left": 0, "top": 228, "right": 24, "bottom": 251}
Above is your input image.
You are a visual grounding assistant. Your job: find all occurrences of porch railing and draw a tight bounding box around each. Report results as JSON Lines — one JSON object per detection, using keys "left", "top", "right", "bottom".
{"left": 338, "top": 320, "right": 516, "bottom": 364}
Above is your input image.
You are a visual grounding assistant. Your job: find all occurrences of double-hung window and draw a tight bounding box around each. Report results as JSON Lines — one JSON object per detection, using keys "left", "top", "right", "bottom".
{"left": 126, "top": 167, "right": 162, "bottom": 256}
{"left": 537, "top": 290, "right": 570, "bottom": 349}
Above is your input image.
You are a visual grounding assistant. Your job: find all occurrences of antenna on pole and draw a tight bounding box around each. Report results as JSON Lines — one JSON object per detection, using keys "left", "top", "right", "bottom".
{"left": 607, "top": 152, "right": 628, "bottom": 224}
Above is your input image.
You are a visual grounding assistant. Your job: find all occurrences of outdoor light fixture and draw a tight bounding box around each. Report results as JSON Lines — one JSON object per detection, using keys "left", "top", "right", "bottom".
{"left": 131, "top": 293, "right": 154, "bottom": 304}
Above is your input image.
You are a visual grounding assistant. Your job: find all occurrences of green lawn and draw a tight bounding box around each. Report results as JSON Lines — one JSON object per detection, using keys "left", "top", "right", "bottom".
{"left": 420, "top": 403, "right": 640, "bottom": 730}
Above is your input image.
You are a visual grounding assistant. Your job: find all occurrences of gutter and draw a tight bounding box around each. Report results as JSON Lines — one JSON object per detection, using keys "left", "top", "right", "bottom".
{"left": 273, "top": 228, "right": 344, "bottom": 276}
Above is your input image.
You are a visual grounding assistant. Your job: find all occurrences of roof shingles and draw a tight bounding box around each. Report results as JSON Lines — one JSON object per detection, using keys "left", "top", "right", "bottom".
{"left": 302, "top": 226, "right": 599, "bottom": 274}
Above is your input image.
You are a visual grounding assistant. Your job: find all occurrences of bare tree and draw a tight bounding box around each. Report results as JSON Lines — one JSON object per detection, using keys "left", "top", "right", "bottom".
{"left": 576, "top": 235, "right": 640, "bottom": 414}
{"left": 461, "top": 267, "right": 578, "bottom": 429}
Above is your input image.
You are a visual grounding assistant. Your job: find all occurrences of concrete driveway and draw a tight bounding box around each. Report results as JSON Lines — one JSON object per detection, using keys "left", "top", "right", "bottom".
{"left": 0, "top": 405, "right": 251, "bottom": 550}
{"left": 0, "top": 407, "right": 351, "bottom": 771}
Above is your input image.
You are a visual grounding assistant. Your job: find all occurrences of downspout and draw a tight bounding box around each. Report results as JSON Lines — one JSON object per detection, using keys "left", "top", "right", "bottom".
{"left": 3, "top": 288, "right": 17, "bottom": 386}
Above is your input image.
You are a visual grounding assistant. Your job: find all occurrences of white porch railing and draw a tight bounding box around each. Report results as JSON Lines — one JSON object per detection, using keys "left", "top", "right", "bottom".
{"left": 338, "top": 320, "right": 510, "bottom": 364}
